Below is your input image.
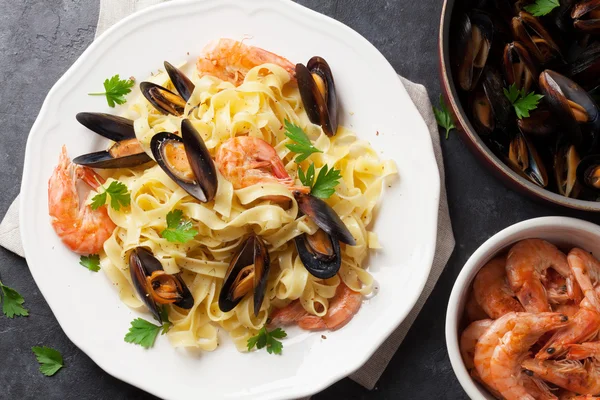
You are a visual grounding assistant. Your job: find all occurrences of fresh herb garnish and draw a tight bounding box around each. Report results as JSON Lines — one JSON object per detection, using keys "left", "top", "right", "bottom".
{"left": 0, "top": 279, "right": 28, "bottom": 318}
{"left": 284, "top": 120, "right": 322, "bottom": 163}
{"left": 91, "top": 180, "right": 131, "bottom": 211}
{"left": 88, "top": 74, "right": 135, "bottom": 108}
{"left": 79, "top": 254, "right": 101, "bottom": 272}
{"left": 124, "top": 312, "right": 171, "bottom": 349}
{"left": 32, "top": 346, "right": 64, "bottom": 376}
{"left": 247, "top": 327, "right": 287, "bottom": 355}
{"left": 433, "top": 95, "right": 456, "bottom": 140}
{"left": 160, "top": 209, "right": 198, "bottom": 244}
{"left": 298, "top": 163, "right": 342, "bottom": 199}
{"left": 524, "top": 0, "right": 560, "bottom": 16}
{"left": 503, "top": 84, "right": 544, "bottom": 119}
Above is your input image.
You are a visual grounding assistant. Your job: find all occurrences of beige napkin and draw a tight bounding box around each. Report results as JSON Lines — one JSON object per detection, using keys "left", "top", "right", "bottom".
{"left": 2, "top": 0, "right": 455, "bottom": 394}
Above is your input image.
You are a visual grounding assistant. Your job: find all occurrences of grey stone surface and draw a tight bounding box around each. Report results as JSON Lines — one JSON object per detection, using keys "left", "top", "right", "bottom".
{"left": 3, "top": 0, "right": 600, "bottom": 399}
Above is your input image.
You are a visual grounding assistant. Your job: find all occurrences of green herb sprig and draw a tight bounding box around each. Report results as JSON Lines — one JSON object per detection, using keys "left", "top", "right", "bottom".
{"left": 247, "top": 327, "right": 287, "bottom": 355}
{"left": 88, "top": 74, "right": 135, "bottom": 107}
{"left": 160, "top": 210, "right": 198, "bottom": 244}
{"left": 91, "top": 180, "right": 131, "bottom": 211}
{"left": 298, "top": 163, "right": 342, "bottom": 199}
{"left": 32, "top": 346, "right": 64, "bottom": 376}
{"left": 433, "top": 95, "right": 456, "bottom": 140}
{"left": 284, "top": 120, "right": 322, "bottom": 163}
{"left": 525, "top": 0, "right": 560, "bottom": 16}
{"left": 503, "top": 84, "right": 544, "bottom": 119}
{"left": 0, "top": 279, "right": 28, "bottom": 318}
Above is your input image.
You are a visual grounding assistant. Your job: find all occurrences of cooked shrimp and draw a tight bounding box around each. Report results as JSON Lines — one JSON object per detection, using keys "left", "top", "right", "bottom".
{"left": 461, "top": 319, "right": 493, "bottom": 370}
{"left": 537, "top": 288, "right": 600, "bottom": 359}
{"left": 569, "top": 248, "right": 600, "bottom": 313}
{"left": 522, "top": 358, "right": 600, "bottom": 395}
{"left": 554, "top": 303, "right": 582, "bottom": 318}
{"left": 506, "top": 239, "right": 573, "bottom": 313}
{"left": 473, "top": 257, "right": 524, "bottom": 319}
{"left": 490, "top": 312, "right": 569, "bottom": 400}
{"left": 466, "top": 289, "right": 489, "bottom": 322}
{"left": 215, "top": 136, "right": 309, "bottom": 192}
{"left": 269, "top": 282, "right": 362, "bottom": 331}
{"left": 545, "top": 268, "right": 572, "bottom": 305}
{"left": 567, "top": 342, "right": 600, "bottom": 360}
{"left": 197, "top": 39, "right": 295, "bottom": 86}
{"left": 48, "top": 146, "right": 116, "bottom": 254}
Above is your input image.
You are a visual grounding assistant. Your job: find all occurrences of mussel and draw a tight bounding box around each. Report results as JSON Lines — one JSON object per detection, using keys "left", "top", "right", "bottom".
{"left": 577, "top": 154, "right": 600, "bottom": 192}
{"left": 572, "top": 0, "right": 600, "bottom": 33}
{"left": 294, "top": 192, "right": 355, "bottom": 279}
{"left": 219, "top": 234, "right": 270, "bottom": 316}
{"left": 503, "top": 42, "right": 538, "bottom": 93}
{"left": 72, "top": 112, "right": 153, "bottom": 169}
{"left": 129, "top": 247, "right": 194, "bottom": 323}
{"left": 455, "top": 12, "right": 494, "bottom": 92}
{"left": 506, "top": 130, "right": 549, "bottom": 187}
{"left": 151, "top": 119, "right": 217, "bottom": 203}
{"left": 555, "top": 141, "right": 582, "bottom": 197}
{"left": 480, "top": 67, "right": 514, "bottom": 131}
{"left": 566, "top": 41, "right": 600, "bottom": 91}
{"left": 511, "top": 12, "right": 562, "bottom": 65}
{"left": 164, "top": 61, "right": 195, "bottom": 102}
{"left": 140, "top": 62, "right": 194, "bottom": 116}
{"left": 517, "top": 105, "right": 557, "bottom": 137}
{"left": 296, "top": 56, "right": 338, "bottom": 136}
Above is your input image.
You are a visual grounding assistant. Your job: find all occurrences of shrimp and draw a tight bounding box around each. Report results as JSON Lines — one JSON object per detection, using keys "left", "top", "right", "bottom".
{"left": 48, "top": 146, "right": 116, "bottom": 255}
{"left": 490, "top": 312, "right": 569, "bottom": 400}
{"left": 466, "top": 289, "right": 489, "bottom": 322}
{"left": 197, "top": 39, "right": 295, "bottom": 86}
{"left": 215, "top": 136, "right": 309, "bottom": 193}
{"left": 567, "top": 342, "right": 600, "bottom": 360}
{"left": 473, "top": 257, "right": 524, "bottom": 319}
{"left": 568, "top": 248, "right": 600, "bottom": 313}
{"left": 537, "top": 288, "right": 600, "bottom": 359}
{"left": 269, "top": 282, "right": 362, "bottom": 331}
{"left": 522, "top": 358, "right": 600, "bottom": 395}
{"left": 461, "top": 319, "right": 494, "bottom": 370}
{"left": 506, "top": 239, "right": 573, "bottom": 313}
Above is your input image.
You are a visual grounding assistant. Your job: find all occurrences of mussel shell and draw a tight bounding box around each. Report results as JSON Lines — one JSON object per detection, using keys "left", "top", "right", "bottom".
{"left": 76, "top": 112, "right": 135, "bottom": 142}
{"left": 164, "top": 61, "right": 195, "bottom": 102}
{"left": 566, "top": 41, "right": 600, "bottom": 91}
{"left": 517, "top": 105, "right": 557, "bottom": 137}
{"left": 511, "top": 12, "right": 562, "bottom": 65}
{"left": 572, "top": 0, "right": 600, "bottom": 33}
{"left": 296, "top": 57, "right": 338, "bottom": 136}
{"left": 294, "top": 192, "right": 356, "bottom": 245}
{"left": 72, "top": 150, "right": 152, "bottom": 169}
{"left": 554, "top": 140, "right": 581, "bottom": 197}
{"left": 295, "top": 230, "right": 341, "bottom": 279}
{"left": 503, "top": 42, "right": 539, "bottom": 93}
{"left": 140, "top": 81, "right": 186, "bottom": 116}
{"left": 219, "top": 234, "right": 270, "bottom": 316}
{"left": 506, "top": 130, "right": 549, "bottom": 187}
{"left": 481, "top": 67, "right": 513, "bottom": 130}
{"left": 577, "top": 154, "right": 600, "bottom": 192}
{"left": 455, "top": 12, "right": 494, "bottom": 92}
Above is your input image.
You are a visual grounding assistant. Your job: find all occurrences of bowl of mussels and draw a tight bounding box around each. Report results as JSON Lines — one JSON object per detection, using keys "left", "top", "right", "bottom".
{"left": 439, "top": 0, "right": 600, "bottom": 210}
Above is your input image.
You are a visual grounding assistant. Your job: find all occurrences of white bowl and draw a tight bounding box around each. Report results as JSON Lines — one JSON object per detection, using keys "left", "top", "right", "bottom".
{"left": 445, "top": 216, "right": 600, "bottom": 399}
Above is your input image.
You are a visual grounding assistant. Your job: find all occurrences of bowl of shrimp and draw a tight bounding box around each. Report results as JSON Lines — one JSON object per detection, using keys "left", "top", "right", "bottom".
{"left": 446, "top": 216, "right": 600, "bottom": 400}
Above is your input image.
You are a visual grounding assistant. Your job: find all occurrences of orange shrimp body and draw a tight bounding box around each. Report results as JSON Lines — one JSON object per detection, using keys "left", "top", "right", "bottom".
{"left": 48, "top": 146, "right": 115, "bottom": 255}
{"left": 473, "top": 257, "right": 524, "bottom": 319}
{"left": 522, "top": 358, "right": 600, "bottom": 396}
{"left": 460, "top": 319, "right": 494, "bottom": 370}
{"left": 567, "top": 342, "right": 600, "bottom": 360}
{"left": 197, "top": 39, "right": 295, "bottom": 86}
{"left": 568, "top": 248, "right": 600, "bottom": 313}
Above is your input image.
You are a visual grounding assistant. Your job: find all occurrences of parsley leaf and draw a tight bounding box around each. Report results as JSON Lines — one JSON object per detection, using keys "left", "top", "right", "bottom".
{"left": 124, "top": 318, "right": 161, "bottom": 349}
{"left": 79, "top": 254, "right": 100, "bottom": 272}
{"left": 284, "top": 120, "right": 322, "bottom": 163}
{"left": 310, "top": 164, "right": 342, "bottom": 199}
{"left": 0, "top": 280, "right": 28, "bottom": 318}
{"left": 524, "top": 0, "right": 560, "bottom": 16}
{"left": 433, "top": 95, "right": 456, "bottom": 140}
{"left": 91, "top": 181, "right": 130, "bottom": 211}
{"left": 298, "top": 162, "right": 315, "bottom": 188}
{"left": 160, "top": 209, "right": 198, "bottom": 244}
{"left": 247, "top": 327, "right": 287, "bottom": 355}
{"left": 159, "top": 306, "right": 172, "bottom": 334}
{"left": 503, "top": 84, "right": 544, "bottom": 119}
{"left": 88, "top": 74, "right": 135, "bottom": 108}
{"left": 32, "top": 346, "right": 64, "bottom": 376}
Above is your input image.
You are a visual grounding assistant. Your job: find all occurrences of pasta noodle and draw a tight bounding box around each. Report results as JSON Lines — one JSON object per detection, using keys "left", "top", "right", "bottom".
{"left": 98, "top": 62, "right": 397, "bottom": 351}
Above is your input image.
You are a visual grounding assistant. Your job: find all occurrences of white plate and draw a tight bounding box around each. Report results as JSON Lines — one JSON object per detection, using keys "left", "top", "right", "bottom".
{"left": 20, "top": 1, "right": 440, "bottom": 399}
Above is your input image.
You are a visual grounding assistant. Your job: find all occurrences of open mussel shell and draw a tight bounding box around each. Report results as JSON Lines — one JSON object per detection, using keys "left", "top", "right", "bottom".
{"left": 129, "top": 247, "right": 194, "bottom": 323}
{"left": 506, "top": 130, "right": 549, "bottom": 187}
{"left": 296, "top": 56, "right": 338, "bottom": 136}
{"left": 577, "top": 154, "right": 600, "bottom": 192}
{"left": 503, "top": 42, "right": 538, "bottom": 93}
{"left": 518, "top": 105, "right": 557, "bottom": 137}
{"left": 554, "top": 140, "right": 582, "bottom": 198}
{"left": 73, "top": 112, "right": 153, "bottom": 169}
{"left": 294, "top": 192, "right": 356, "bottom": 245}
{"left": 295, "top": 229, "right": 341, "bottom": 279}
{"left": 511, "top": 12, "right": 562, "bottom": 65}
{"left": 566, "top": 41, "right": 600, "bottom": 91}
{"left": 219, "top": 234, "right": 270, "bottom": 316}
{"left": 572, "top": 0, "right": 600, "bottom": 33}
{"left": 481, "top": 67, "right": 513, "bottom": 130}
{"left": 140, "top": 81, "right": 186, "bottom": 116}
{"left": 455, "top": 12, "right": 494, "bottom": 92}
{"left": 164, "top": 61, "right": 195, "bottom": 101}
{"left": 150, "top": 119, "right": 217, "bottom": 203}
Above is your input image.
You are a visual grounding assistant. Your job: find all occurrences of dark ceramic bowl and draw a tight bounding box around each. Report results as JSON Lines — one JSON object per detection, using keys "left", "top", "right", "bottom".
{"left": 438, "top": 0, "right": 600, "bottom": 212}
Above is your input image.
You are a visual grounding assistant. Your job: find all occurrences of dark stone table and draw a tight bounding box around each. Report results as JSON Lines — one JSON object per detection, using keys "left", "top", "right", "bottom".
{"left": 3, "top": 1, "right": 600, "bottom": 399}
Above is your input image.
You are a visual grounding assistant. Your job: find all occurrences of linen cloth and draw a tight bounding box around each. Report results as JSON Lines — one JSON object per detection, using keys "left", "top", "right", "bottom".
{"left": 0, "top": 0, "right": 455, "bottom": 392}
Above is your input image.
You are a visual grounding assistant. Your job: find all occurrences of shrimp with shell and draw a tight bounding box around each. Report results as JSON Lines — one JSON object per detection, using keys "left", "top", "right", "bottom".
{"left": 473, "top": 256, "right": 524, "bottom": 319}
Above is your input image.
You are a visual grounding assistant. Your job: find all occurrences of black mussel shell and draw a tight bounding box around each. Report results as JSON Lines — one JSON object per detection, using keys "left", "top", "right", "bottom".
{"left": 518, "top": 105, "right": 557, "bottom": 137}
{"left": 566, "top": 41, "right": 600, "bottom": 91}
{"left": 295, "top": 229, "right": 341, "bottom": 279}
{"left": 554, "top": 140, "right": 581, "bottom": 198}
{"left": 294, "top": 192, "right": 356, "bottom": 245}
{"left": 503, "top": 42, "right": 539, "bottom": 93}
{"left": 296, "top": 56, "right": 338, "bottom": 136}
{"left": 129, "top": 247, "right": 194, "bottom": 323}
{"left": 511, "top": 12, "right": 562, "bottom": 65}
{"left": 572, "top": 0, "right": 600, "bottom": 33}
{"left": 140, "top": 81, "right": 186, "bottom": 116}
{"left": 471, "top": 85, "right": 495, "bottom": 135}
{"left": 219, "top": 234, "right": 270, "bottom": 316}
{"left": 73, "top": 150, "right": 152, "bottom": 169}
{"left": 455, "top": 12, "right": 494, "bottom": 92}
{"left": 76, "top": 112, "right": 135, "bottom": 141}
{"left": 506, "top": 130, "right": 549, "bottom": 187}
{"left": 164, "top": 61, "right": 195, "bottom": 102}
{"left": 554, "top": 0, "right": 579, "bottom": 33}
{"left": 577, "top": 154, "right": 600, "bottom": 192}
{"left": 482, "top": 67, "right": 513, "bottom": 130}
{"left": 151, "top": 124, "right": 217, "bottom": 203}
